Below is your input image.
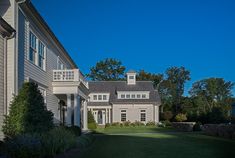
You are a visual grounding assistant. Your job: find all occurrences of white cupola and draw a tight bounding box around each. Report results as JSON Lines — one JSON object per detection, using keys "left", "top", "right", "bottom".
{"left": 126, "top": 70, "right": 136, "bottom": 85}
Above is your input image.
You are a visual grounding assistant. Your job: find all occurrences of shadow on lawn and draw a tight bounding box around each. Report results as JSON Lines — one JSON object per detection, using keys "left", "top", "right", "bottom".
{"left": 78, "top": 132, "right": 235, "bottom": 158}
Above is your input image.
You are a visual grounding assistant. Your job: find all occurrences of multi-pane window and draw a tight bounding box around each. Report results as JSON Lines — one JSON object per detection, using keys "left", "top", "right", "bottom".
{"left": 29, "top": 32, "right": 37, "bottom": 63}
{"left": 93, "top": 95, "right": 97, "bottom": 100}
{"left": 103, "top": 95, "right": 107, "bottom": 100}
{"left": 38, "top": 41, "right": 45, "bottom": 69}
{"left": 118, "top": 93, "right": 149, "bottom": 99}
{"left": 142, "top": 94, "right": 146, "bottom": 99}
{"left": 121, "top": 110, "right": 126, "bottom": 122}
{"left": 29, "top": 31, "right": 46, "bottom": 70}
{"left": 140, "top": 110, "right": 146, "bottom": 122}
{"left": 98, "top": 95, "right": 102, "bottom": 100}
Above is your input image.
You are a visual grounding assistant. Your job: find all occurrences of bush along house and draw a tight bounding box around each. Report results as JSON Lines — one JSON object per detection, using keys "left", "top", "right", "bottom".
{"left": 88, "top": 70, "right": 161, "bottom": 126}
{"left": 0, "top": 0, "right": 89, "bottom": 138}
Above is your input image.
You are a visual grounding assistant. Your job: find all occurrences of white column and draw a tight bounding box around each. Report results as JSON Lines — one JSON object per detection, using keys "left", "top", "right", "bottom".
{"left": 109, "top": 108, "right": 111, "bottom": 123}
{"left": 154, "top": 105, "right": 159, "bottom": 123}
{"left": 105, "top": 108, "right": 108, "bottom": 124}
{"left": 66, "top": 94, "right": 72, "bottom": 126}
{"left": 83, "top": 100, "right": 88, "bottom": 130}
{"left": 74, "top": 94, "right": 80, "bottom": 127}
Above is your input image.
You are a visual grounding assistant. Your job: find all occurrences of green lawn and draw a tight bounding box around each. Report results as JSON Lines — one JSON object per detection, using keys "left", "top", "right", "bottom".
{"left": 94, "top": 126, "right": 174, "bottom": 134}
{"left": 77, "top": 127, "right": 235, "bottom": 158}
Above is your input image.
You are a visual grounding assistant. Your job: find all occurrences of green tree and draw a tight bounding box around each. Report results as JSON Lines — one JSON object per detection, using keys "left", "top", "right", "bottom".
{"left": 88, "top": 58, "right": 126, "bottom": 81}
{"left": 2, "top": 82, "right": 54, "bottom": 137}
{"left": 159, "top": 66, "right": 190, "bottom": 114}
{"left": 137, "top": 70, "right": 163, "bottom": 88}
{"left": 189, "top": 78, "right": 234, "bottom": 112}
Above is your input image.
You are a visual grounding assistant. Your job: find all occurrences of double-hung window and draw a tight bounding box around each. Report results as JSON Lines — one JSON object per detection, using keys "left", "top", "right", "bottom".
{"left": 121, "top": 110, "right": 127, "bottom": 122}
{"left": 29, "top": 31, "right": 46, "bottom": 70}
{"left": 29, "top": 32, "right": 37, "bottom": 63}
{"left": 140, "top": 110, "right": 146, "bottom": 122}
{"left": 38, "top": 41, "right": 45, "bottom": 69}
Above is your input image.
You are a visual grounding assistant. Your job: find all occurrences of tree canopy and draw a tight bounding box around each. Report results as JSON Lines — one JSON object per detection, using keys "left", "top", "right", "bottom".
{"left": 87, "top": 58, "right": 126, "bottom": 81}
{"left": 137, "top": 70, "right": 163, "bottom": 88}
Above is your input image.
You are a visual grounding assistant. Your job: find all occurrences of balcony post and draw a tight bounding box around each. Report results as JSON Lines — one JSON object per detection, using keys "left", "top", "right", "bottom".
{"left": 74, "top": 69, "right": 79, "bottom": 81}
{"left": 66, "top": 94, "right": 72, "bottom": 126}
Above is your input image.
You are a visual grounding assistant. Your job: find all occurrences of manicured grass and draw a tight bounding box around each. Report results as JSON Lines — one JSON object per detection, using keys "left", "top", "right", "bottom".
{"left": 77, "top": 127, "right": 235, "bottom": 158}
{"left": 94, "top": 126, "right": 174, "bottom": 134}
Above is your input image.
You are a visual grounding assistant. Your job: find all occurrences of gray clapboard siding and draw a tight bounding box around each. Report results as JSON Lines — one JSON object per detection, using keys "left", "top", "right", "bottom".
{"left": 19, "top": 9, "right": 73, "bottom": 122}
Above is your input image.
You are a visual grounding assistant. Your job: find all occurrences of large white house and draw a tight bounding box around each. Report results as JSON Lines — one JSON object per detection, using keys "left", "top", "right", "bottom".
{"left": 0, "top": 0, "right": 89, "bottom": 138}
{"left": 0, "top": 0, "right": 161, "bottom": 139}
{"left": 88, "top": 70, "right": 161, "bottom": 125}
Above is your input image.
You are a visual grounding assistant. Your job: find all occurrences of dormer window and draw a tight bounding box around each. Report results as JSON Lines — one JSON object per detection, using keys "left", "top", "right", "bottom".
{"left": 98, "top": 95, "right": 102, "bottom": 100}
{"left": 93, "top": 95, "right": 97, "bottom": 100}
{"left": 103, "top": 95, "right": 107, "bottom": 100}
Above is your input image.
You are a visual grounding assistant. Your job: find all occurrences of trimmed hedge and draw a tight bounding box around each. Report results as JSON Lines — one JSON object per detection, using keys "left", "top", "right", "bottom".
{"left": 172, "top": 122, "right": 196, "bottom": 132}
{"left": 202, "top": 124, "right": 235, "bottom": 139}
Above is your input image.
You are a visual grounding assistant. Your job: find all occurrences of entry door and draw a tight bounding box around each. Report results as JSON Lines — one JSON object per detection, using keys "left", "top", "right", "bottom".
{"left": 97, "top": 110, "right": 103, "bottom": 124}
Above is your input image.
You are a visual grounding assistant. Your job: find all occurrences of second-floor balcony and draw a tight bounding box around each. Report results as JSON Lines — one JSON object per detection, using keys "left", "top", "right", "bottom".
{"left": 53, "top": 69, "right": 89, "bottom": 89}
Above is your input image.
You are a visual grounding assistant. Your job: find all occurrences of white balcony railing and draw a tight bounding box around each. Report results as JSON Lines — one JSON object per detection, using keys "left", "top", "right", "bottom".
{"left": 53, "top": 69, "right": 89, "bottom": 88}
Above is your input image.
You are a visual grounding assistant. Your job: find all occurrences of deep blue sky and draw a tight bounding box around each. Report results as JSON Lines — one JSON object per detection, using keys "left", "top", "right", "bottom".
{"left": 32, "top": 0, "right": 235, "bottom": 96}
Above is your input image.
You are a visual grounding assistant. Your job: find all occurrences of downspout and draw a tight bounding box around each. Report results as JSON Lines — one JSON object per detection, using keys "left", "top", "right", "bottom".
{"left": 4, "top": 32, "right": 15, "bottom": 115}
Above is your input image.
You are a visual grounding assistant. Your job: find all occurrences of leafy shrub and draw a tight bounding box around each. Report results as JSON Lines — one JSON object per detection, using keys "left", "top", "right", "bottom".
{"left": 88, "top": 123, "right": 97, "bottom": 130}
{"left": 2, "top": 82, "right": 54, "bottom": 137}
{"left": 163, "top": 111, "right": 173, "bottom": 121}
{"left": 193, "top": 122, "right": 202, "bottom": 131}
{"left": 202, "top": 124, "right": 235, "bottom": 139}
{"left": 133, "top": 121, "right": 145, "bottom": 126}
{"left": 175, "top": 113, "right": 187, "bottom": 122}
{"left": 65, "top": 126, "right": 82, "bottom": 136}
{"left": 172, "top": 122, "right": 196, "bottom": 132}
{"left": 123, "top": 121, "right": 131, "bottom": 126}
{"left": 146, "top": 121, "right": 156, "bottom": 126}
{"left": 157, "top": 122, "right": 166, "bottom": 128}
{"left": 161, "top": 120, "right": 172, "bottom": 127}
{"left": 77, "top": 134, "right": 95, "bottom": 148}
{"left": 111, "top": 122, "right": 120, "bottom": 127}
{"left": 105, "top": 123, "right": 111, "bottom": 128}
{"left": 40, "top": 127, "right": 77, "bottom": 157}
{"left": 4, "top": 134, "right": 42, "bottom": 158}
{"left": 88, "top": 111, "right": 97, "bottom": 129}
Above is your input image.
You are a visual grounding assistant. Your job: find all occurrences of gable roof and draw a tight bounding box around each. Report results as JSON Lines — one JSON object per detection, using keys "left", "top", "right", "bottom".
{"left": 88, "top": 81, "right": 161, "bottom": 105}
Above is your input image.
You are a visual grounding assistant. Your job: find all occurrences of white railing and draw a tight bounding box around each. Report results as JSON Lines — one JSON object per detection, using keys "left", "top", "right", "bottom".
{"left": 53, "top": 69, "right": 89, "bottom": 88}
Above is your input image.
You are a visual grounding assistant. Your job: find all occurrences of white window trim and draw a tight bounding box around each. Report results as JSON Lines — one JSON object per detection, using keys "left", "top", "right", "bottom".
{"left": 28, "top": 29, "right": 47, "bottom": 71}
